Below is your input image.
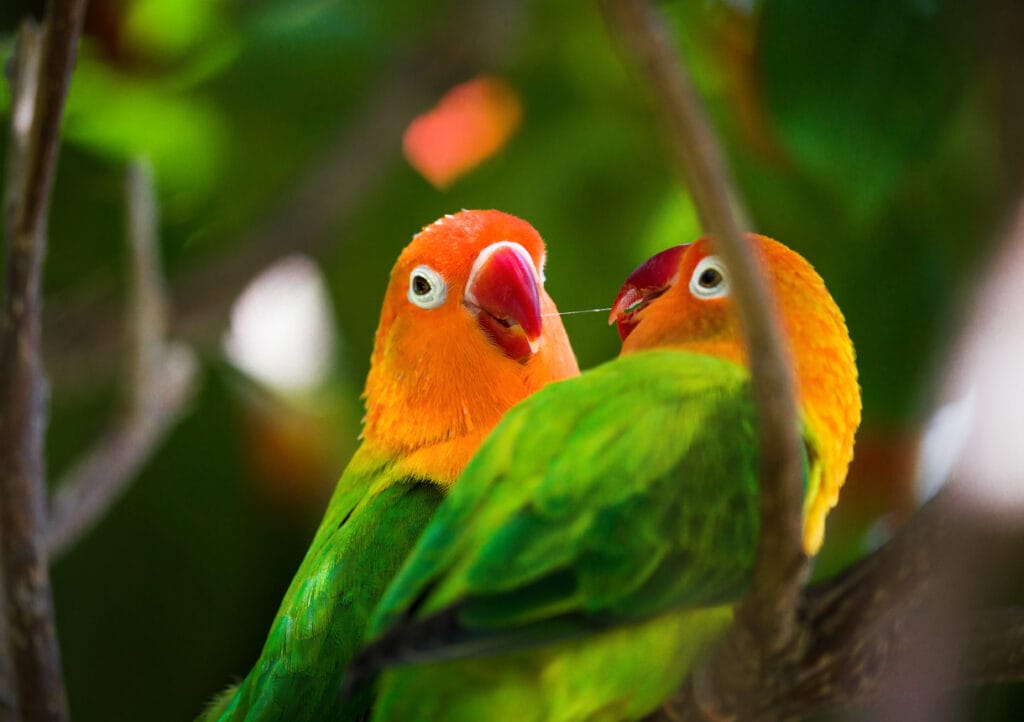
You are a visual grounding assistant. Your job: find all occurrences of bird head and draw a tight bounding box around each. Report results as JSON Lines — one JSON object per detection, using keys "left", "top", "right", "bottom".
{"left": 610, "top": 235, "right": 861, "bottom": 553}
{"left": 363, "top": 210, "right": 578, "bottom": 483}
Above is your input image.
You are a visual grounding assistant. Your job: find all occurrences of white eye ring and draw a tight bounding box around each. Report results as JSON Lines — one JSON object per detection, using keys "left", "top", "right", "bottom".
{"left": 408, "top": 265, "right": 448, "bottom": 309}
{"left": 689, "top": 256, "right": 729, "bottom": 299}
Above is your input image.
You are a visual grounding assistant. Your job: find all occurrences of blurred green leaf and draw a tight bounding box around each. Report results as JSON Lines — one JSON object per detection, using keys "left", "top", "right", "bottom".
{"left": 760, "top": 0, "right": 971, "bottom": 227}
{"left": 124, "top": 0, "right": 224, "bottom": 59}
{"left": 64, "top": 61, "right": 228, "bottom": 206}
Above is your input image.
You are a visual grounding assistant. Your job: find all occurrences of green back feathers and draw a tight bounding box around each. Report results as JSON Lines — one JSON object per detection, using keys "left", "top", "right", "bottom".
{"left": 368, "top": 351, "right": 767, "bottom": 647}
{"left": 359, "top": 350, "right": 801, "bottom": 722}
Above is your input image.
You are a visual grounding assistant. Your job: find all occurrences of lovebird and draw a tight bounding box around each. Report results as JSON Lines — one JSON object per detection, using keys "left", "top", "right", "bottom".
{"left": 354, "top": 234, "right": 861, "bottom": 721}
{"left": 201, "top": 210, "right": 579, "bottom": 721}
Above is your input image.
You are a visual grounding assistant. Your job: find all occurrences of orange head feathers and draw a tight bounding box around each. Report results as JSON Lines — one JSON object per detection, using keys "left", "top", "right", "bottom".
{"left": 362, "top": 210, "right": 579, "bottom": 485}
{"left": 610, "top": 234, "right": 861, "bottom": 553}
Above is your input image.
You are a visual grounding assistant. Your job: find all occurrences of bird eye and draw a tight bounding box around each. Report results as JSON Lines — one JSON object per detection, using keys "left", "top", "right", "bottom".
{"left": 408, "top": 265, "right": 447, "bottom": 309}
{"left": 689, "top": 256, "right": 729, "bottom": 299}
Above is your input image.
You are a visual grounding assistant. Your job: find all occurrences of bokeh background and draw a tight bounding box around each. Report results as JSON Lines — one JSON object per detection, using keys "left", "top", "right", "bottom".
{"left": 2, "top": 0, "right": 1023, "bottom": 719}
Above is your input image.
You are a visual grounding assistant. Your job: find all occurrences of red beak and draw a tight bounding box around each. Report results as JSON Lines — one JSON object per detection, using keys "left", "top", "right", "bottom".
{"left": 465, "top": 241, "right": 543, "bottom": 362}
{"left": 609, "top": 244, "right": 689, "bottom": 341}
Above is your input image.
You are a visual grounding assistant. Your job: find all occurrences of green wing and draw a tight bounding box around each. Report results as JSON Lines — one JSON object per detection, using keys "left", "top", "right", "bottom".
{"left": 366, "top": 350, "right": 767, "bottom": 658}
{"left": 207, "top": 446, "right": 443, "bottom": 722}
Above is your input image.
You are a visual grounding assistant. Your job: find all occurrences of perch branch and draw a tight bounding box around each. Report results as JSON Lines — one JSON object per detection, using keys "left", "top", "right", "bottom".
{"left": 716, "top": 492, "right": 1022, "bottom": 720}
{"left": 961, "top": 607, "right": 1024, "bottom": 687}
{"left": 46, "top": 160, "right": 198, "bottom": 560}
{"left": 1, "top": 2, "right": 89, "bottom": 718}
{"left": 771, "top": 495, "right": 961, "bottom": 717}
{"left": 601, "top": 1, "right": 806, "bottom": 717}
{"left": 627, "top": 489, "right": 1024, "bottom": 722}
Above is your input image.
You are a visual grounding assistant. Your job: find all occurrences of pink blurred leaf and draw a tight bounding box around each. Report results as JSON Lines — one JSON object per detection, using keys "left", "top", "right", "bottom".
{"left": 403, "top": 74, "right": 522, "bottom": 189}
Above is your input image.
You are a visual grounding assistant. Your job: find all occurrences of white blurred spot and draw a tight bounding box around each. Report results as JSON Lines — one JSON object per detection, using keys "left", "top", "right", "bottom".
{"left": 914, "top": 390, "right": 976, "bottom": 504}
{"left": 223, "top": 255, "right": 337, "bottom": 393}
{"left": 942, "top": 231, "right": 1024, "bottom": 524}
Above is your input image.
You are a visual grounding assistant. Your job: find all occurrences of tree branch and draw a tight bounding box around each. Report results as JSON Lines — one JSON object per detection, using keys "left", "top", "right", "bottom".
{"left": 1, "top": 1, "right": 89, "bottom": 718}
{"left": 45, "top": 160, "right": 198, "bottom": 560}
{"left": 0, "top": 21, "right": 45, "bottom": 719}
{"left": 616, "top": 487, "right": 1024, "bottom": 722}
{"left": 773, "top": 495, "right": 960, "bottom": 717}
{"left": 962, "top": 607, "right": 1024, "bottom": 687}
{"left": 697, "top": 491, "right": 1023, "bottom": 720}
{"left": 600, "top": 1, "right": 806, "bottom": 717}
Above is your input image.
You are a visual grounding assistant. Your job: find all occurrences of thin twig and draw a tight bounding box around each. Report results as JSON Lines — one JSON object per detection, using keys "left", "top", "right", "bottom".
{"left": 601, "top": 1, "right": 805, "bottom": 717}
{"left": 46, "top": 160, "right": 198, "bottom": 560}
{"left": 124, "top": 159, "right": 169, "bottom": 402}
{"left": 42, "top": 0, "right": 525, "bottom": 391}
{"left": 1, "top": 1, "right": 89, "bottom": 718}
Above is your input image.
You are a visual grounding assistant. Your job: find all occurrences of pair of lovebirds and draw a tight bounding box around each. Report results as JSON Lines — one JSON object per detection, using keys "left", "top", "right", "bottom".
{"left": 202, "top": 209, "right": 861, "bottom": 721}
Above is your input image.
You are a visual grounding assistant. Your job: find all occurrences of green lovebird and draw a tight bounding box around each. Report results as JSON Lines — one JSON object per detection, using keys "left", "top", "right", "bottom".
{"left": 199, "top": 211, "right": 578, "bottom": 721}
{"left": 354, "top": 234, "right": 861, "bottom": 722}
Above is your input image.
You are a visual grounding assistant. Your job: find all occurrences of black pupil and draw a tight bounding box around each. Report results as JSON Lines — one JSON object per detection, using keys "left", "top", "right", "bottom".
{"left": 413, "top": 275, "right": 431, "bottom": 296}
{"left": 699, "top": 268, "right": 721, "bottom": 288}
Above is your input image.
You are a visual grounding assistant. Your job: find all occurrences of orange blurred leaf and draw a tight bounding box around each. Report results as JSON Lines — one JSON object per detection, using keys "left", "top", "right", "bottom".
{"left": 403, "top": 75, "right": 522, "bottom": 189}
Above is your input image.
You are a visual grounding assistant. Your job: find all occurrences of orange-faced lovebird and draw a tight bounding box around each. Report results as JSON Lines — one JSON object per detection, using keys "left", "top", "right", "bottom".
{"left": 200, "top": 210, "right": 579, "bottom": 721}
{"left": 356, "top": 234, "right": 860, "bottom": 721}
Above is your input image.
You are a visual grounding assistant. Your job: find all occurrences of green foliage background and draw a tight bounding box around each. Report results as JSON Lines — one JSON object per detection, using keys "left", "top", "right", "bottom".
{"left": 2, "top": 0, "right": 1022, "bottom": 719}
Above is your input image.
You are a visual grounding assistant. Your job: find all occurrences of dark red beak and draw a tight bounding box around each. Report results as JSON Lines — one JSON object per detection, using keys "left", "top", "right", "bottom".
{"left": 609, "top": 244, "right": 689, "bottom": 341}
{"left": 465, "top": 241, "right": 543, "bottom": 362}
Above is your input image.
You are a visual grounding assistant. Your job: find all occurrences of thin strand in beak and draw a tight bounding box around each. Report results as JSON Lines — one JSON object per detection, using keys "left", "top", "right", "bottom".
{"left": 542, "top": 306, "right": 613, "bottom": 317}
